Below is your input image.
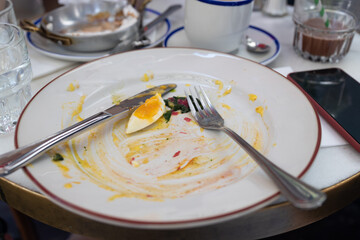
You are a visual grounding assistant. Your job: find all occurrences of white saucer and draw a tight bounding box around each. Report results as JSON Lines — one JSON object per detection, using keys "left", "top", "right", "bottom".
{"left": 26, "top": 8, "right": 171, "bottom": 62}
{"left": 163, "top": 26, "right": 280, "bottom": 65}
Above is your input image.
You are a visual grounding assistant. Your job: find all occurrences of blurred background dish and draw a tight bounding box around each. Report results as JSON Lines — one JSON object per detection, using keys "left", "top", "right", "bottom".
{"left": 163, "top": 25, "right": 281, "bottom": 65}
{"left": 25, "top": 8, "right": 171, "bottom": 62}
{"left": 33, "top": 1, "right": 140, "bottom": 52}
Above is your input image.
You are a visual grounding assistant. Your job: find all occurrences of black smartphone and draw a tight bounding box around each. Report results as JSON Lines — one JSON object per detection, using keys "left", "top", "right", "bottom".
{"left": 287, "top": 68, "right": 360, "bottom": 152}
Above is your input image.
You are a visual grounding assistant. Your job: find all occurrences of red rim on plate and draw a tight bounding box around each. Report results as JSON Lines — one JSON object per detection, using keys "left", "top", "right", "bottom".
{"left": 16, "top": 48, "right": 321, "bottom": 229}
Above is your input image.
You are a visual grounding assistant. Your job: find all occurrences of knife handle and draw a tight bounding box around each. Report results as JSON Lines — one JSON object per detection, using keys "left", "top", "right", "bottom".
{"left": 0, "top": 111, "right": 112, "bottom": 176}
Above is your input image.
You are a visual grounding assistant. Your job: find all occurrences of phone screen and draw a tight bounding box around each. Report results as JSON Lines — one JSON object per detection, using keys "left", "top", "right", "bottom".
{"left": 288, "top": 68, "right": 360, "bottom": 145}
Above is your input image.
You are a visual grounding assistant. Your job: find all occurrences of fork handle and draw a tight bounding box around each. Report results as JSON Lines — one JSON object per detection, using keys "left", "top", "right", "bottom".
{"left": 222, "top": 127, "right": 326, "bottom": 209}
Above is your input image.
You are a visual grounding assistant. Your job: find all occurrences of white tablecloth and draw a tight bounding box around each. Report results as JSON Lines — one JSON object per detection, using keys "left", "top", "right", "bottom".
{"left": 1, "top": 0, "right": 359, "bottom": 202}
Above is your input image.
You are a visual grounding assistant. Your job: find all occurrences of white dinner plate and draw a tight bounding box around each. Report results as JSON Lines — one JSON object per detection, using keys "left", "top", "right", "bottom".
{"left": 17, "top": 48, "right": 320, "bottom": 229}
{"left": 163, "top": 26, "right": 281, "bottom": 65}
{"left": 26, "top": 8, "right": 171, "bottom": 62}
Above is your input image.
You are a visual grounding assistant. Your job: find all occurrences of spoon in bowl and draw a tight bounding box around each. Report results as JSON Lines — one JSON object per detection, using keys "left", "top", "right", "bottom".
{"left": 246, "top": 35, "right": 271, "bottom": 54}
{"left": 109, "top": 4, "right": 181, "bottom": 54}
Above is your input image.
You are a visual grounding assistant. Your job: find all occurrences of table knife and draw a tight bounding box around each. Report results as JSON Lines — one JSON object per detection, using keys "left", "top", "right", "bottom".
{"left": 0, "top": 84, "right": 176, "bottom": 176}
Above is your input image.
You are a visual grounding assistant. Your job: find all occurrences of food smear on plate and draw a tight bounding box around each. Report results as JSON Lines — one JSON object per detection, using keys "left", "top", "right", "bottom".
{"left": 256, "top": 106, "right": 264, "bottom": 117}
{"left": 53, "top": 84, "right": 272, "bottom": 200}
{"left": 126, "top": 93, "right": 166, "bottom": 134}
{"left": 248, "top": 94, "right": 257, "bottom": 102}
{"left": 62, "top": 4, "right": 139, "bottom": 36}
{"left": 66, "top": 82, "right": 79, "bottom": 92}
{"left": 111, "top": 94, "right": 124, "bottom": 105}
{"left": 62, "top": 109, "right": 264, "bottom": 201}
{"left": 64, "top": 181, "right": 80, "bottom": 189}
{"left": 221, "top": 103, "right": 231, "bottom": 110}
{"left": 214, "top": 80, "right": 224, "bottom": 90}
{"left": 71, "top": 95, "right": 86, "bottom": 122}
{"left": 141, "top": 71, "right": 154, "bottom": 82}
{"left": 213, "top": 79, "right": 233, "bottom": 97}
{"left": 222, "top": 86, "right": 232, "bottom": 96}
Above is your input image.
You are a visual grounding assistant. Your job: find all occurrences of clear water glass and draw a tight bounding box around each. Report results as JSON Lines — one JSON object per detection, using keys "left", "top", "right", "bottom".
{"left": 0, "top": 23, "right": 32, "bottom": 134}
{"left": 0, "top": 0, "right": 17, "bottom": 24}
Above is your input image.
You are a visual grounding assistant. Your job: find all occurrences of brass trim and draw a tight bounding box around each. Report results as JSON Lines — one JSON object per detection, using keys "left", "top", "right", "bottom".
{"left": 1, "top": 169, "right": 360, "bottom": 239}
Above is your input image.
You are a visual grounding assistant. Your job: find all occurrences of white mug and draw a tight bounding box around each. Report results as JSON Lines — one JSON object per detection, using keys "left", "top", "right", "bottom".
{"left": 184, "top": 0, "right": 254, "bottom": 53}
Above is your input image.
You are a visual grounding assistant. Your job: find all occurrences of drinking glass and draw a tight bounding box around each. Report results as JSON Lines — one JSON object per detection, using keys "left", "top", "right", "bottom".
{"left": 293, "top": 0, "right": 359, "bottom": 63}
{"left": 0, "top": 0, "right": 17, "bottom": 24}
{"left": 262, "top": 0, "right": 288, "bottom": 17}
{"left": 0, "top": 23, "right": 32, "bottom": 134}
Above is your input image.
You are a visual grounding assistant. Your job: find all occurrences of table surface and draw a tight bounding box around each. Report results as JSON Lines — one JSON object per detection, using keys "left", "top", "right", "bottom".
{"left": 0, "top": 0, "right": 360, "bottom": 239}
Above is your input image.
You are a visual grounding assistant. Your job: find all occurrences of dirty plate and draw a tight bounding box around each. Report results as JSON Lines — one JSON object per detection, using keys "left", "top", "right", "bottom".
{"left": 17, "top": 48, "right": 320, "bottom": 229}
{"left": 26, "top": 8, "right": 171, "bottom": 62}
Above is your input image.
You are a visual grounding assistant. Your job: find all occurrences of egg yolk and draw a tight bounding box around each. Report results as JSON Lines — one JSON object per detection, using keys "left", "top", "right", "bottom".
{"left": 249, "top": 94, "right": 257, "bottom": 102}
{"left": 223, "top": 87, "right": 232, "bottom": 96}
{"left": 256, "top": 106, "right": 264, "bottom": 117}
{"left": 134, "top": 93, "right": 162, "bottom": 120}
{"left": 215, "top": 80, "right": 223, "bottom": 90}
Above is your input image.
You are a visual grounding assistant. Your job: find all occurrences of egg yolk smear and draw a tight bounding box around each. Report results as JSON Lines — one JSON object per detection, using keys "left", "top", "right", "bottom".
{"left": 134, "top": 94, "right": 162, "bottom": 120}
{"left": 126, "top": 93, "right": 165, "bottom": 134}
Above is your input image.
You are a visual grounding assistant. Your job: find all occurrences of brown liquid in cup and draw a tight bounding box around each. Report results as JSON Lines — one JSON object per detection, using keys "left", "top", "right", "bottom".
{"left": 298, "top": 18, "right": 353, "bottom": 58}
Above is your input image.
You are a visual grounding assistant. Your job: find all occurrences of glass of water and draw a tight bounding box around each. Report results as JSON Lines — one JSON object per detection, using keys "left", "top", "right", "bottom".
{"left": 0, "top": 23, "right": 32, "bottom": 134}
{"left": 0, "top": 0, "right": 17, "bottom": 24}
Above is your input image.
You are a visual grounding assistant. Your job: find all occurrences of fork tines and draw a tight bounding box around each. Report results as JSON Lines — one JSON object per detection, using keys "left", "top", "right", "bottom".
{"left": 185, "top": 86, "right": 219, "bottom": 119}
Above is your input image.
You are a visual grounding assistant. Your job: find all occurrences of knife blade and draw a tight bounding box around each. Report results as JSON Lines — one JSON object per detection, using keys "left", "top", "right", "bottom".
{"left": 0, "top": 84, "right": 177, "bottom": 176}
{"left": 105, "top": 83, "right": 176, "bottom": 115}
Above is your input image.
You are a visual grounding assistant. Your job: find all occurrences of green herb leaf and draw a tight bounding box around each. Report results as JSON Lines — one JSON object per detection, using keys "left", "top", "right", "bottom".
{"left": 163, "top": 110, "right": 172, "bottom": 122}
{"left": 52, "top": 153, "right": 64, "bottom": 161}
{"left": 163, "top": 96, "right": 191, "bottom": 122}
{"left": 325, "top": 19, "right": 330, "bottom": 28}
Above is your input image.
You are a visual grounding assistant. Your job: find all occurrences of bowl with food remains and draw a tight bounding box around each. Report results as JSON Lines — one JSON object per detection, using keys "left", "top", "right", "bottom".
{"left": 23, "top": 1, "right": 141, "bottom": 52}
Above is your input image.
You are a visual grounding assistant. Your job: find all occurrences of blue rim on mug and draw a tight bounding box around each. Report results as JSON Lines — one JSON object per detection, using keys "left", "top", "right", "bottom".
{"left": 197, "top": 0, "right": 253, "bottom": 6}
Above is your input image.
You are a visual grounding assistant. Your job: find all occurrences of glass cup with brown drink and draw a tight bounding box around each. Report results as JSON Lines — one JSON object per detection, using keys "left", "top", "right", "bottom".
{"left": 293, "top": 0, "right": 359, "bottom": 63}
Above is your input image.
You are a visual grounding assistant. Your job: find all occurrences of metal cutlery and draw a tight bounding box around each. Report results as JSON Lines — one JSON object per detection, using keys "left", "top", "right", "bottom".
{"left": 109, "top": 4, "right": 181, "bottom": 54}
{"left": 0, "top": 84, "right": 176, "bottom": 176}
{"left": 185, "top": 86, "right": 326, "bottom": 209}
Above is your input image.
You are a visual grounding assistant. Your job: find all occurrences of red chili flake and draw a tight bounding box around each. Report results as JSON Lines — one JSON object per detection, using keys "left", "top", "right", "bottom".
{"left": 184, "top": 117, "right": 191, "bottom": 122}
{"left": 171, "top": 111, "right": 179, "bottom": 116}
{"left": 179, "top": 131, "right": 187, "bottom": 134}
{"left": 173, "top": 151, "right": 181, "bottom": 157}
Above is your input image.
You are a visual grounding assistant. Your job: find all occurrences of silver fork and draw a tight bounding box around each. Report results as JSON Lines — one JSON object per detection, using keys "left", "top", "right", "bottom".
{"left": 185, "top": 86, "right": 326, "bottom": 209}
